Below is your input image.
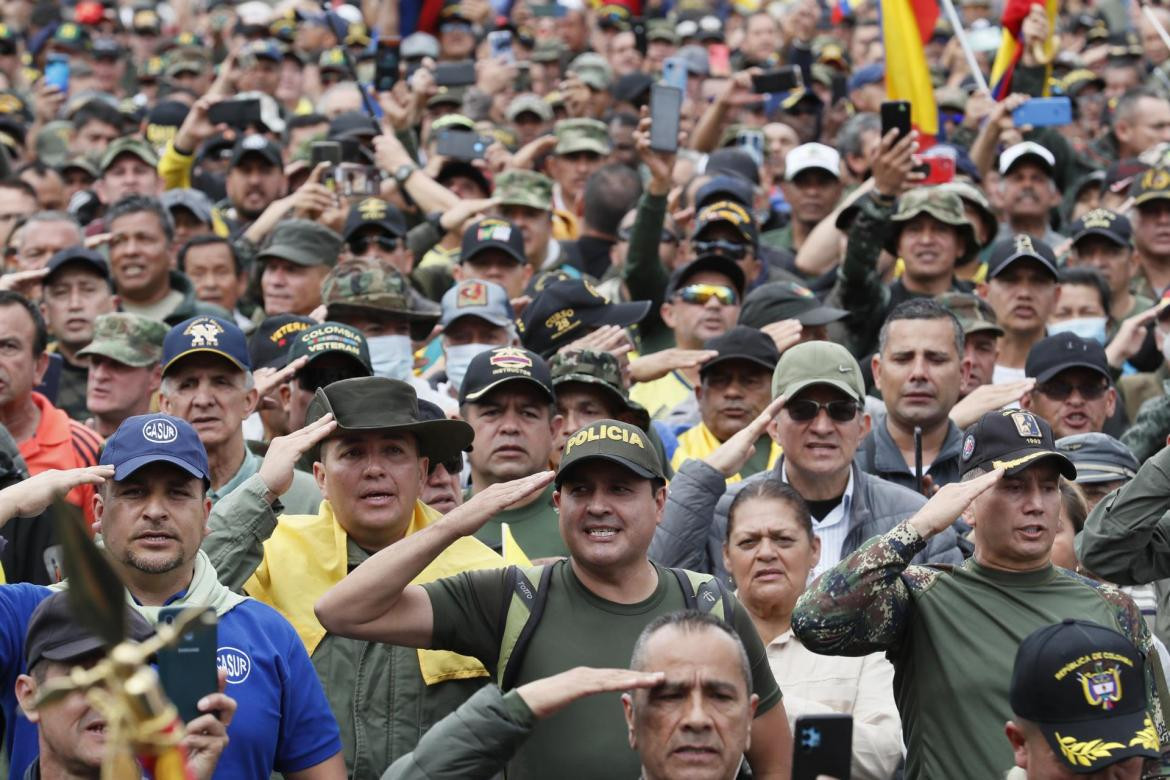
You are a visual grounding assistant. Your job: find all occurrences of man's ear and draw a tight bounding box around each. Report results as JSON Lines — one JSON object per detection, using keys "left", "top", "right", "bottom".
{"left": 1004, "top": 721, "right": 1028, "bottom": 769}
{"left": 33, "top": 351, "right": 50, "bottom": 386}
{"left": 871, "top": 353, "right": 882, "bottom": 386}
{"left": 15, "top": 674, "right": 40, "bottom": 722}
{"left": 660, "top": 300, "right": 676, "bottom": 329}
{"left": 622, "top": 693, "right": 637, "bottom": 749}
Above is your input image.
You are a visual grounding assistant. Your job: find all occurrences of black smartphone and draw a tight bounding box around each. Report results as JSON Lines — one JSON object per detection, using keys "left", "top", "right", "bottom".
{"left": 310, "top": 141, "right": 342, "bottom": 167}
{"left": 881, "top": 100, "right": 912, "bottom": 142}
{"left": 434, "top": 60, "right": 476, "bottom": 87}
{"left": 516, "top": 62, "right": 532, "bottom": 92}
{"left": 831, "top": 73, "right": 848, "bottom": 103}
{"left": 751, "top": 66, "right": 801, "bottom": 94}
{"left": 208, "top": 98, "right": 262, "bottom": 130}
{"left": 792, "top": 714, "right": 853, "bottom": 780}
{"left": 157, "top": 607, "right": 219, "bottom": 724}
{"left": 649, "top": 83, "right": 683, "bottom": 153}
{"left": 436, "top": 128, "right": 490, "bottom": 160}
{"left": 374, "top": 37, "right": 400, "bottom": 93}
{"left": 632, "top": 17, "right": 647, "bottom": 55}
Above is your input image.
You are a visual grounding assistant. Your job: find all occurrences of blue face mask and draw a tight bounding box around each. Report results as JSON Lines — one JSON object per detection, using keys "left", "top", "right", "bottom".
{"left": 1049, "top": 316, "right": 1108, "bottom": 345}
{"left": 445, "top": 343, "right": 496, "bottom": 392}
{"left": 367, "top": 334, "right": 414, "bottom": 381}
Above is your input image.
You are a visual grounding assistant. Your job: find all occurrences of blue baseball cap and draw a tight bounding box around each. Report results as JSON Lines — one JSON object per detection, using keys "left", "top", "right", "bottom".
{"left": 162, "top": 316, "right": 251, "bottom": 376}
{"left": 847, "top": 63, "right": 885, "bottom": 93}
{"left": 100, "top": 414, "right": 210, "bottom": 482}
{"left": 440, "top": 279, "right": 515, "bottom": 329}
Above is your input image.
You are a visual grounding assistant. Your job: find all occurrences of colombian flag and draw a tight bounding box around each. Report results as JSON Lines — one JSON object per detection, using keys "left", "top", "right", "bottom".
{"left": 882, "top": 0, "right": 939, "bottom": 137}
{"left": 990, "top": 0, "right": 1058, "bottom": 99}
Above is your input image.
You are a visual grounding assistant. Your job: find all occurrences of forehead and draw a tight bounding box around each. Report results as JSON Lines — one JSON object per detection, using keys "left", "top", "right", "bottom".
{"left": 475, "top": 382, "right": 548, "bottom": 408}
{"left": 555, "top": 381, "right": 619, "bottom": 410}
{"left": 185, "top": 242, "right": 233, "bottom": 264}
{"left": 884, "top": 317, "right": 959, "bottom": 351}
{"left": 640, "top": 626, "right": 747, "bottom": 688}
{"left": 325, "top": 429, "right": 418, "bottom": 451}
{"left": 110, "top": 210, "right": 164, "bottom": 234}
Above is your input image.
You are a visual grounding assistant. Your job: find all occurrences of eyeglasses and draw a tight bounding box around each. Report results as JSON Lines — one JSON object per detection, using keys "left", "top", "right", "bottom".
{"left": 675, "top": 283, "right": 738, "bottom": 306}
{"left": 349, "top": 235, "right": 401, "bottom": 255}
{"left": 785, "top": 399, "right": 859, "bottom": 423}
{"left": 1036, "top": 379, "right": 1108, "bottom": 401}
{"left": 692, "top": 239, "right": 747, "bottom": 259}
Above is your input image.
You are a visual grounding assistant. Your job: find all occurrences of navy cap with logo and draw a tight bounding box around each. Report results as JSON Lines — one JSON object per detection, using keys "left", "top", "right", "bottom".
{"left": 459, "top": 346, "right": 554, "bottom": 405}
{"left": 1026, "top": 333, "right": 1112, "bottom": 384}
{"left": 162, "top": 316, "right": 251, "bottom": 376}
{"left": 738, "top": 281, "right": 847, "bottom": 329}
{"left": 101, "top": 413, "right": 211, "bottom": 482}
{"left": 287, "top": 321, "right": 373, "bottom": 374}
{"left": 45, "top": 246, "right": 109, "bottom": 283}
{"left": 556, "top": 419, "right": 665, "bottom": 486}
{"left": 666, "top": 254, "right": 746, "bottom": 299}
{"left": 1010, "top": 619, "right": 1160, "bottom": 774}
{"left": 986, "top": 234, "right": 1060, "bottom": 281}
{"left": 1069, "top": 208, "right": 1132, "bottom": 249}
{"left": 960, "top": 409, "right": 1076, "bottom": 479}
{"left": 230, "top": 134, "right": 283, "bottom": 168}
{"left": 25, "top": 591, "right": 154, "bottom": 671}
{"left": 1056, "top": 432, "right": 1140, "bottom": 485}
{"left": 520, "top": 279, "right": 651, "bottom": 358}
{"left": 249, "top": 314, "right": 314, "bottom": 370}
{"left": 343, "top": 198, "right": 407, "bottom": 241}
{"left": 461, "top": 218, "right": 527, "bottom": 266}
{"left": 700, "top": 325, "right": 780, "bottom": 379}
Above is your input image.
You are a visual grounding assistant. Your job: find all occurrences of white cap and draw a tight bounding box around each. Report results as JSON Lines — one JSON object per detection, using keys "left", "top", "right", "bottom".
{"left": 785, "top": 143, "right": 841, "bottom": 181}
{"left": 235, "top": 1, "right": 273, "bottom": 26}
{"left": 998, "top": 141, "right": 1056, "bottom": 177}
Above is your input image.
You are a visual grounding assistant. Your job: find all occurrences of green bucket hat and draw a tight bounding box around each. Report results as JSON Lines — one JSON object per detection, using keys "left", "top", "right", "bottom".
{"left": 884, "top": 187, "right": 979, "bottom": 264}
{"left": 554, "top": 118, "right": 611, "bottom": 156}
{"left": 495, "top": 170, "right": 553, "bottom": 212}
{"left": 321, "top": 261, "right": 441, "bottom": 341}
{"left": 76, "top": 313, "right": 167, "bottom": 367}
{"left": 937, "top": 180, "right": 997, "bottom": 249}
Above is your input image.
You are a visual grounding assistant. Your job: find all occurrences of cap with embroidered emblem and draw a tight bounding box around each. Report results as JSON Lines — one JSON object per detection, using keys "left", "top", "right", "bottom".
{"left": 461, "top": 217, "right": 528, "bottom": 266}
{"left": 440, "top": 279, "right": 515, "bottom": 329}
{"left": 1131, "top": 166, "right": 1170, "bottom": 206}
{"left": 1026, "top": 333, "right": 1111, "bottom": 384}
{"left": 520, "top": 279, "right": 651, "bottom": 358}
{"left": 1056, "top": 433, "right": 1139, "bottom": 485}
{"left": 556, "top": 419, "right": 664, "bottom": 486}
{"left": 101, "top": 413, "right": 210, "bottom": 482}
{"left": 287, "top": 321, "right": 372, "bottom": 374}
{"left": 986, "top": 233, "right": 1060, "bottom": 280}
{"left": 77, "top": 313, "right": 166, "bottom": 368}
{"left": 771, "top": 340, "right": 865, "bottom": 403}
{"left": 1010, "top": 619, "right": 1159, "bottom": 774}
{"left": 229, "top": 134, "right": 282, "bottom": 168}
{"left": 343, "top": 198, "right": 408, "bottom": 240}
{"left": 693, "top": 199, "right": 759, "bottom": 247}
{"left": 959, "top": 409, "right": 1076, "bottom": 478}
{"left": 162, "top": 315, "right": 251, "bottom": 375}
{"left": 249, "top": 314, "right": 314, "bottom": 370}
{"left": 459, "top": 346, "right": 554, "bottom": 405}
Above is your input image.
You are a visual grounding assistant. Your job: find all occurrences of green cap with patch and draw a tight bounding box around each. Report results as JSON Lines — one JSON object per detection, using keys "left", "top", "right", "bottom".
{"left": 567, "top": 52, "right": 613, "bottom": 91}
{"left": 495, "top": 169, "right": 553, "bottom": 211}
{"left": 556, "top": 418, "right": 664, "bottom": 486}
{"left": 321, "top": 260, "right": 441, "bottom": 341}
{"left": 554, "top": 118, "right": 611, "bottom": 156}
{"left": 99, "top": 135, "right": 159, "bottom": 173}
{"left": 258, "top": 219, "right": 343, "bottom": 269}
{"left": 884, "top": 187, "right": 978, "bottom": 264}
{"left": 76, "top": 312, "right": 167, "bottom": 368}
{"left": 550, "top": 349, "right": 650, "bottom": 430}
{"left": 771, "top": 340, "right": 864, "bottom": 403}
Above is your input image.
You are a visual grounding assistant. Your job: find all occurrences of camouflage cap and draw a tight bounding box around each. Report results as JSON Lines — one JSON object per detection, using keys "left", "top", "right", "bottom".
{"left": 646, "top": 18, "right": 679, "bottom": 44}
{"left": 506, "top": 94, "right": 554, "bottom": 123}
{"left": 567, "top": 52, "right": 613, "bottom": 92}
{"left": 938, "top": 291, "right": 1004, "bottom": 337}
{"left": 77, "top": 313, "right": 167, "bottom": 368}
{"left": 258, "top": 219, "right": 342, "bottom": 268}
{"left": 554, "top": 118, "right": 611, "bottom": 156}
{"left": 495, "top": 169, "right": 553, "bottom": 212}
{"left": 885, "top": 188, "right": 978, "bottom": 264}
{"left": 551, "top": 349, "right": 650, "bottom": 431}
{"left": 937, "top": 180, "right": 997, "bottom": 249}
{"left": 321, "top": 260, "right": 441, "bottom": 341}
{"left": 99, "top": 135, "right": 159, "bottom": 173}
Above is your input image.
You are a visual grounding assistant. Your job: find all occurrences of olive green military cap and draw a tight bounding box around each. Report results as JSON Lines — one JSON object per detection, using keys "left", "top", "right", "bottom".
{"left": 306, "top": 376, "right": 473, "bottom": 465}
{"left": 937, "top": 180, "right": 997, "bottom": 249}
{"left": 76, "top": 312, "right": 167, "bottom": 367}
{"left": 938, "top": 291, "right": 1005, "bottom": 337}
{"left": 646, "top": 19, "right": 679, "bottom": 44}
{"left": 567, "top": 52, "right": 613, "bottom": 92}
{"left": 550, "top": 349, "right": 650, "bottom": 430}
{"left": 506, "top": 94, "right": 554, "bottom": 123}
{"left": 554, "top": 118, "right": 611, "bottom": 156}
{"left": 99, "top": 135, "right": 159, "bottom": 173}
{"left": 321, "top": 260, "right": 441, "bottom": 341}
{"left": 258, "top": 219, "right": 343, "bottom": 269}
{"left": 884, "top": 187, "right": 979, "bottom": 264}
{"left": 556, "top": 418, "right": 665, "bottom": 486}
{"left": 771, "top": 340, "right": 865, "bottom": 402}
{"left": 495, "top": 169, "right": 554, "bottom": 212}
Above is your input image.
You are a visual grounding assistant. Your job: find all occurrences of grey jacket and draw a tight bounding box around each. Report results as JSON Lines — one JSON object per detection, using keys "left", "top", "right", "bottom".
{"left": 649, "top": 457, "right": 964, "bottom": 585}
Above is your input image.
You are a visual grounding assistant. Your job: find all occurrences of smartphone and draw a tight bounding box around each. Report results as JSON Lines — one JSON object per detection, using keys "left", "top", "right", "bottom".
{"left": 792, "top": 714, "right": 853, "bottom": 780}
{"left": 436, "top": 128, "right": 490, "bottom": 160}
{"left": 487, "top": 30, "right": 514, "bottom": 64}
{"left": 707, "top": 43, "right": 731, "bottom": 77}
{"left": 530, "top": 3, "right": 566, "bottom": 16}
{"left": 310, "top": 141, "right": 341, "bottom": 167}
{"left": 831, "top": 73, "right": 848, "bottom": 103}
{"left": 374, "top": 37, "right": 400, "bottom": 93}
{"left": 157, "top": 607, "right": 219, "bottom": 725}
{"left": 735, "top": 128, "right": 765, "bottom": 167}
{"left": 44, "top": 54, "right": 69, "bottom": 94}
{"left": 751, "top": 66, "right": 800, "bottom": 94}
{"left": 1012, "top": 96, "right": 1072, "bottom": 127}
{"left": 881, "top": 100, "right": 912, "bottom": 142}
{"left": 434, "top": 60, "right": 476, "bottom": 87}
{"left": 208, "top": 98, "right": 262, "bottom": 130}
{"left": 632, "top": 17, "right": 647, "bottom": 55}
{"left": 516, "top": 62, "right": 532, "bottom": 92}
{"left": 662, "top": 56, "right": 688, "bottom": 92}
{"left": 649, "top": 83, "right": 683, "bottom": 153}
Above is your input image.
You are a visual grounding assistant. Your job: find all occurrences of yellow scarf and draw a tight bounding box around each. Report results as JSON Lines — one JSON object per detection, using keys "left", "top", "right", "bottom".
{"left": 244, "top": 500, "right": 502, "bottom": 685}
{"left": 671, "top": 422, "right": 782, "bottom": 483}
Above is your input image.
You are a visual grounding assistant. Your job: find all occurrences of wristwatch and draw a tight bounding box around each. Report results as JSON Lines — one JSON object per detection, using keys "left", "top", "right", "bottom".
{"left": 394, "top": 163, "right": 419, "bottom": 185}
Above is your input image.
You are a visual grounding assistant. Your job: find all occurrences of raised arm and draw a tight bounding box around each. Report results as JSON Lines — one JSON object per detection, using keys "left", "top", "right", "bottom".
{"left": 314, "top": 471, "right": 555, "bottom": 646}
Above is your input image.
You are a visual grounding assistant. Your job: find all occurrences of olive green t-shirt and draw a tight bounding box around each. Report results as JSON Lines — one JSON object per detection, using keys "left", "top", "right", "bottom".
{"left": 472, "top": 483, "right": 568, "bottom": 559}
{"left": 423, "top": 560, "right": 782, "bottom": 780}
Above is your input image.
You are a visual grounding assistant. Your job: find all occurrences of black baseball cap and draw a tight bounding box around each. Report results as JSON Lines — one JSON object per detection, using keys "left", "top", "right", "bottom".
{"left": 700, "top": 325, "right": 780, "bottom": 379}
{"left": 959, "top": 409, "right": 1076, "bottom": 478}
{"left": 288, "top": 321, "right": 373, "bottom": 374}
{"left": 1010, "top": 619, "right": 1159, "bottom": 774}
{"left": 1026, "top": 333, "right": 1111, "bottom": 384}
{"left": 738, "top": 281, "right": 847, "bottom": 328}
{"left": 461, "top": 218, "right": 527, "bottom": 266}
{"left": 556, "top": 418, "right": 665, "bottom": 486}
{"left": 1069, "top": 208, "right": 1132, "bottom": 249}
{"left": 45, "top": 246, "right": 110, "bottom": 283}
{"left": 343, "top": 198, "right": 408, "bottom": 241}
{"left": 25, "top": 591, "right": 155, "bottom": 670}
{"left": 459, "top": 345, "right": 555, "bottom": 405}
{"left": 520, "top": 280, "right": 650, "bottom": 358}
{"left": 695, "top": 175, "right": 754, "bottom": 210}
{"left": 986, "top": 234, "right": 1060, "bottom": 281}
{"left": 666, "top": 254, "right": 746, "bottom": 299}
{"left": 249, "top": 314, "right": 314, "bottom": 370}
{"left": 229, "top": 134, "right": 283, "bottom": 168}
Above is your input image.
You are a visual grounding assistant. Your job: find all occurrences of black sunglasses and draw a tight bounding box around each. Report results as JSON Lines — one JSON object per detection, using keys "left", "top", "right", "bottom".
{"left": 785, "top": 399, "right": 859, "bottom": 423}
{"left": 1037, "top": 380, "right": 1108, "bottom": 401}
{"left": 691, "top": 239, "right": 747, "bottom": 259}
{"left": 349, "top": 235, "right": 401, "bottom": 255}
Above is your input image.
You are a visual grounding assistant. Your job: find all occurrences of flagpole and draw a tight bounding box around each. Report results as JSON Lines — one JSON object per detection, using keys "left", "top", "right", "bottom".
{"left": 938, "top": 0, "right": 990, "bottom": 93}
{"left": 1143, "top": 3, "right": 1170, "bottom": 58}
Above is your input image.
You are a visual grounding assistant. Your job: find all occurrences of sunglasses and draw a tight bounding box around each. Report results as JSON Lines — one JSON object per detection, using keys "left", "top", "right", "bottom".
{"left": 1036, "top": 380, "right": 1108, "bottom": 401}
{"left": 675, "top": 283, "right": 738, "bottom": 306}
{"left": 349, "top": 235, "right": 401, "bottom": 255}
{"left": 691, "top": 239, "right": 747, "bottom": 259}
{"left": 785, "top": 399, "right": 859, "bottom": 423}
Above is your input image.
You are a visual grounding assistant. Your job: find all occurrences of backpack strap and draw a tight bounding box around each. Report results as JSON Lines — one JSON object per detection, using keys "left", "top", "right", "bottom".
{"left": 670, "top": 567, "right": 733, "bottom": 622}
{"left": 496, "top": 562, "right": 556, "bottom": 690}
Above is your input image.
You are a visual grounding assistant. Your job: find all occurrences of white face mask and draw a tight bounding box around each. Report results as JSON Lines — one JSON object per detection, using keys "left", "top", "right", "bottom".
{"left": 367, "top": 334, "right": 414, "bottom": 381}
{"left": 445, "top": 343, "right": 496, "bottom": 391}
{"left": 1049, "top": 316, "right": 1108, "bottom": 346}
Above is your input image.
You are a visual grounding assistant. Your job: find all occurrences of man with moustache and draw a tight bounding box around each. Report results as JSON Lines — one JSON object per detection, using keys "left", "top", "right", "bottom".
{"left": 994, "top": 144, "right": 1065, "bottom": 246}
{"left": 1021, "top": 334, "right": 1118, "bottom": 439}
{"left": 980, "top": 235, "right": 1062, "bottom": 384}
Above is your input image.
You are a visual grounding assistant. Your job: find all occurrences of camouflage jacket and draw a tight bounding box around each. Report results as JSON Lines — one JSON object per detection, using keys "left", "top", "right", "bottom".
{"left": 1122, "top": 380, "right": 1170, "bottom": 463}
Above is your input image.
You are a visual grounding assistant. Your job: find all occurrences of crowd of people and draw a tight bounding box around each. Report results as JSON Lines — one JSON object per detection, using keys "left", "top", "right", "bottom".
{"left": 1, "top": 0, "right": 1170, "bottom": 778}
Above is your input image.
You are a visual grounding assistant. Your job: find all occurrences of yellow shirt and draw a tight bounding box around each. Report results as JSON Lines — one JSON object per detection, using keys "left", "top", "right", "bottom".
{"left": 670, "top": 422, "right": 782, "bottom": 483}
{"left": 630, "top": 371, "right": 694, "bottom": 421}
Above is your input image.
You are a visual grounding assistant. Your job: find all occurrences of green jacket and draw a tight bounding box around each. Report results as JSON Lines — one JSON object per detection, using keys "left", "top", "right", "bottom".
{"left": 1122, "top": 381, "right": 1170, "bottom": 463}
{"left": 622, "top": 192, "right": 674, "bottom": 354}
{"left": 202, "top": 475, "right": 487, "bottom": 780}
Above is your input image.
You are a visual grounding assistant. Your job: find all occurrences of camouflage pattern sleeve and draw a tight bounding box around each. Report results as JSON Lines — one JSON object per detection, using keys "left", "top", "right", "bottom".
{"left": 792, "top": 522, "right": 939, "bottom": 657}
{"left": 1122, "top": 387, "right": 1170, "bottom": 463}
{"left": 833, "top": 193, "right": 895, "bottom": 357}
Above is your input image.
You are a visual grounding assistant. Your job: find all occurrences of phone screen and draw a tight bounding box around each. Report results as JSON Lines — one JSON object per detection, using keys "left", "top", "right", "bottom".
{"left": 649, "top": 84, "right": 683, "bottom": 153}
